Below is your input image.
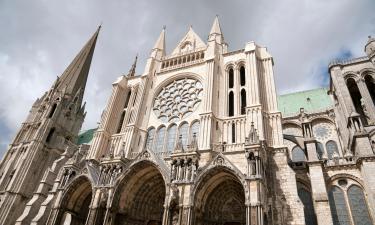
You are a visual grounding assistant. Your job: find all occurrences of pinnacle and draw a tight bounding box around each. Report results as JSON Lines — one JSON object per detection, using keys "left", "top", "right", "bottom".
{"left": 209, "top": 15, "right": 222, "bottom": 36}
{"left": 153, "top": 27, "right": 166, "bottom": 53}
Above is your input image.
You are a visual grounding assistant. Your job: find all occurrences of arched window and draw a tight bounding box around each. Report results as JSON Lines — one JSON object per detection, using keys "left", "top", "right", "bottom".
{"left": 48, "top": 104, "right": 57, "bottom": 118}
{"left": 347, "top": 78, "right": 366, "bottom": 124}
{"left": 348, "top": 185, "right": 372, "bottom": 225}
{"left": 116, "top": 111, "right": 125, "bottom": 133}
{"left": 316, "top": 142, "right": 324, "bottom": 160}
{"left": 240, "top": 66, "right": 245, "bottom": 86}
{"left": 328, "top": 186, "right": 351, "bottom": 225}
{"left": 145, "top": 127, "right": 155, "bottom": 150}
{"left": 228, "top": 68, "right": 234, "bottom": 88}
{"left": 124, "top": 90, "right": 132, "bottom": 108}
{"left": 231, "top": 123, "right": 236, "bottom": 144}
{"left": 292, "top": 146, "right": 305, "bottom": 162}
{"left": 179, "top": 123, "right": 189, "bottom": 149}
{"left": 365, "top": 75, "right": 375, "bottom": 105}
{"left": 297, "top": 183, "right": 317, "bottom": 225}
{"left": 190, "top": 121, "right": 200, "bottom": 145}
{"left": 326, "top": 140, "right": 338, "bottom": 160}
{"left": 155, "top": 126, "right": 166, "bottom": 153}
{"left": 228, "top": 91, "right": 234, "bottom": 117}
{"left": 166, "top": 124, "right": 177, "bottom": 153}
{"left": 46, "top": 127, "right": 55, "bottom": 143}
{"left": 241, "top": 89, "right": 246, "bottom": 115}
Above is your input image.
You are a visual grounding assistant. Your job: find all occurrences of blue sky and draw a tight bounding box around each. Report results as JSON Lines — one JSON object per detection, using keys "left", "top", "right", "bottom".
{"left": 0, "top": 0, "right": 374, "bottom": 156}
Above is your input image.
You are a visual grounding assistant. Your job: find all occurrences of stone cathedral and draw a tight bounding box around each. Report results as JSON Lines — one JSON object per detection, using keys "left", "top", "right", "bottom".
{"left": 0, "top": 17, "right": 375, "bottom": 225}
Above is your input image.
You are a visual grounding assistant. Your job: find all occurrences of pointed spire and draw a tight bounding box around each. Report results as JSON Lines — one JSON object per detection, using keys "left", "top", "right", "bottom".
{"left": 208, "top": 15, "right": 224, "bottom": 43}
{"left": 57, "top": 25, "right": 101, "bottom": 99}
{"left": 152, "top": 26, "right": 166, "bottom": 55}
{"left": 209, "top": 15, "right": 222, "bottom": 35}
{"left": 128, "top": 55, "right": 138, "bottom": 77}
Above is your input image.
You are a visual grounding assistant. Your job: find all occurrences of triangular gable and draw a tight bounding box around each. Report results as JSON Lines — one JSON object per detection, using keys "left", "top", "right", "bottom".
{"left": 170, "top": 27, "right": 207, "bottom": 55}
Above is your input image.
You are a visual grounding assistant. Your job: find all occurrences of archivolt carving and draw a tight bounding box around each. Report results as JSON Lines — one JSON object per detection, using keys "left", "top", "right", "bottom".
{"left": 191, "top": 155, "right": 248, "bottom": 204}
{"left": 191, "top": 165, "right": 247, "bottom": 225}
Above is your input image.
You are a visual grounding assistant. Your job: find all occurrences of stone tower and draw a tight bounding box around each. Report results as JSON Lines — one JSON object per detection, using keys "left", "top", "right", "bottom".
{"left": 0, "top": 26, "right": 100, "bottom": 225}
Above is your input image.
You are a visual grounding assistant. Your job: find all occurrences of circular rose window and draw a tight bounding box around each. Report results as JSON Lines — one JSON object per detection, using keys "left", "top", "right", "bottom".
{"left": 153, "top": 78, "right": 203, "bottom": 122}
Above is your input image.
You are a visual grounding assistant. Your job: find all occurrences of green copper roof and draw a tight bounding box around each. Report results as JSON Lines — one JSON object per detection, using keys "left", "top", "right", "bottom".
{"left": 77, "top": 128, "right": 97, "bottom": 145}
{"left": 277, "top": 87, "right": 333, "bottom": 117}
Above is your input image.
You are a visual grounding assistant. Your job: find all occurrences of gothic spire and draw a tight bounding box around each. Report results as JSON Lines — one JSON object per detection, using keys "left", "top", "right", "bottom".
{"left": 56, "top": 26, "right": 101, "bottom": 98}
{"left": 152, "top": 27, "right": 166, "bottom": 56}
{"left": 128, "top": 55, "right": 138, "bottom": 77}
{"left": 208, "top": 15, "right": 224, "bottom": 44}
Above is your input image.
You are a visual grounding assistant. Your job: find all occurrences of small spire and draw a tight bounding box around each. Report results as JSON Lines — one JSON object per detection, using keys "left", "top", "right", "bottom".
{"left": 209, "top": 15, "right": 222, "bottom": 36}
{"left": 128, "top": 54, "right": 138, "bottom": 77}
{"left": 153, "top": 27, "right": 166, "bottom": 54}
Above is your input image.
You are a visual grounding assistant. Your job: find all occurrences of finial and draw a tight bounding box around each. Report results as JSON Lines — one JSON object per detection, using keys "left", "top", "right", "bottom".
{"left": 163, "top": 25, "right": 166, "bottom": 30}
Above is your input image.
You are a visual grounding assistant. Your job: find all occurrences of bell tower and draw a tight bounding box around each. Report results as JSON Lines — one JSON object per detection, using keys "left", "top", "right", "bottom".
{"left": 0, "top": 26, "right": 100, "bottom": 225}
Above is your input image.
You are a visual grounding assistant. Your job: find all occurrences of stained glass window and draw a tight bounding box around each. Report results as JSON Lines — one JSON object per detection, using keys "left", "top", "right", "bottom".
{"left": 146, "top": 127, "right": 155, "bottom": 150}
{"left": 155, "top": 126, "right": 166, "bottom": 153}
{"left": 328, "top": 186, "right": 350, "bottom": 225}
{"left": 316, "top": 142, "right": 324, "bottom": 160}
{"left": 348, "top": 185, "right": 372, "bottom": 225}
{"left": 229, "top": 68, "right": 234, "bottom": 88}
{"left": 326, "top": 140, "right": 338, "bottom": 160}
{"left": 190, "top": 121, "right": 200, "bottom": 145}
{"left": 179, "top": 123, "right": 189, "bottom": 149}
{"left": 292, "top": 146, "right": 305, "bottom": 162}
{"left": 297, "top": 184, "right": 317, "bottom": 225}
{"left": 166, "top": 124, "right": 177, "bottom": 153}
{"left": 240, "top": 66, "right": 246, "bottom": 86}
{"left": 153, "top": 78, "right": 203, "bottom": 122}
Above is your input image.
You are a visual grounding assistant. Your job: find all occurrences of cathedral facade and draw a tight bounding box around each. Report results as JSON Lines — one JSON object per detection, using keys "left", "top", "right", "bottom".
{"left": 0, "top": 17, "right": 375, "bottom": 225}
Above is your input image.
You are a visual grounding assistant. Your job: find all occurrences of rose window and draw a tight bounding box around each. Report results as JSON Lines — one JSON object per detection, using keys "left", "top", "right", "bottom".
{"left": 313, "top": 123, "right": 333, "bottom": 141}
{"left": 153, "top": 78, "right": 203, "bottom": 122}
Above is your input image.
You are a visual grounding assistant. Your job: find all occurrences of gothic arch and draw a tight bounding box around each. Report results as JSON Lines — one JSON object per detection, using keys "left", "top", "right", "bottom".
{"left": 282, "top": 121, "right": 302, "bottom": 129}
{"left": 152, "top": 72, "right": 203, "bottom": 97}
{"left": 359, "top": 68, "right": 375, "bottom": 78}
{"left": 224, "top": 62, "right": 235, "bottom": 71}
{"left": 310, "top": 116, "right": 335, "bottom": 125}
{"left": 56, "top": 175, "right": 93, "bottom": 225}
{"left": 111, "top": 160, "right": 168, "bottom": 225}
{"left": 327, "top": 173, "right": 365, "bottom": 188}
{"left": 343, "top": 72, "right": 360, "bottom": 82}
{"left": 191, "top": 165, "right": 246, "bottom": 225}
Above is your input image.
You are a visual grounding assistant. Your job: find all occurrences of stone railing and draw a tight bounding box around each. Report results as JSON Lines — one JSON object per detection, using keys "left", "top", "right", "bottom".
{"left": 160, "top": 50, "right": 205, "bottom": 72}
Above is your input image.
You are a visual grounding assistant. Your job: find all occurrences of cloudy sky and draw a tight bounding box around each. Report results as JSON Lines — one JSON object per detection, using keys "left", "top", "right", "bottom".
{"left": 0, "top": 0, "right": 374, "bottom": 156}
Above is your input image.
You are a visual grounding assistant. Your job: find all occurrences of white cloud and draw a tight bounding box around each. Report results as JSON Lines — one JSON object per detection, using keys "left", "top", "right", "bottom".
{"left": 0, "top": 0, "right": 374, "bottom": 157}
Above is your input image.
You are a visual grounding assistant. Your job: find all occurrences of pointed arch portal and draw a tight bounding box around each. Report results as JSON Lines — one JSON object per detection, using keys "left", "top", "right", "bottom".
{"left": 56, "top": 176, "right": 93, "bottom": 225}
{"left": 113, "top": 162, "right": 166, "bottom": 225}
{"left": 193, "top": 167, "right": 246, "bottom": 225}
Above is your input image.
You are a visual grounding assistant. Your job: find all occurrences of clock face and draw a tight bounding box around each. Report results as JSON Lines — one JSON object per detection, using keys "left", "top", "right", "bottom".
{"left": 153, "top": 78, "right": 203, "bottom": 123}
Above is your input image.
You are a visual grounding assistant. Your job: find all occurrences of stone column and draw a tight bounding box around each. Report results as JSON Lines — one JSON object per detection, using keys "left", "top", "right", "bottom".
{"left": 85, "top": 188, "right": 101, "bottom": 225}
{"left": 305, "top": 141, "right": 333, "bottom": 225}
{"left": 357, "top": 79, "right": 375, "bottom": 123}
